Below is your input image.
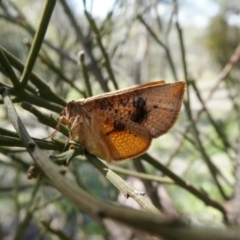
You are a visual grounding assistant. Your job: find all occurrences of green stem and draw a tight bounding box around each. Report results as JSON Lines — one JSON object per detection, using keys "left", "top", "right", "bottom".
{"left": 20, "top": 0, "right": 57, "bottom": 88}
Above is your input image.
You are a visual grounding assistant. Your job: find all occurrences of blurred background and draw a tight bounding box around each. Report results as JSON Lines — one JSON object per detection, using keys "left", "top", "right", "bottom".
{"left": 0, "top": 0, "right": 240, "bottom": 239}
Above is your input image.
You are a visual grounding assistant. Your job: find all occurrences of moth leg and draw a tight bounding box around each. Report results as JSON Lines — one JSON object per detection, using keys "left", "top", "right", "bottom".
{"left": 61, "top": 116, "right": 76, "bottom": 152}
{"left": 60, "top": 116, "right": 69, "bottom": 125}
{"left": 62, "top": 137, "right": 70, "bottom": 152}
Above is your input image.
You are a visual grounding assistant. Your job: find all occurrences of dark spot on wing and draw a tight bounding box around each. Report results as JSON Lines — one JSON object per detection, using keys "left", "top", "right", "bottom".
{"left": 99, "top": 100, "right": 114, "bottom": 110}
{"left": 131, "top": 97, "right": 148, "bottom": 124}
{"left": 119, "top": 97, "right": 129, "bottom": 106}
{"left": 106, "top": 121, "right": 125, "bottom": 135}
{"left": 131, "top": 109, "right": 147, "bottom": 124}
{"left": 113, "top": 121, "right": 125, "bottom": 131}
{"left": 153, "top": 105, "right": 158, "bottom": 109}
{"left": 133, "top": 97, "right": 146, "bottom": 108}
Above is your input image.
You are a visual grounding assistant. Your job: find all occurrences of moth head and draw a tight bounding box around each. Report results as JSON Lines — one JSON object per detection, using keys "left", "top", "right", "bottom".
{"left": 61, "top": 101, "right": 79, "bottom": 119}
{"left": 60, "top": 100, "right": 86, "bottom": 127}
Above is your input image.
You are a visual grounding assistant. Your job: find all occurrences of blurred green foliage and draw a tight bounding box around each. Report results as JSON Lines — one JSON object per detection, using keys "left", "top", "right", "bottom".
{"left": 205, "top": 15, "right": 240, "bottom": 66}
{"left": 0, "top": 0, "right": 240, "bottom": 239}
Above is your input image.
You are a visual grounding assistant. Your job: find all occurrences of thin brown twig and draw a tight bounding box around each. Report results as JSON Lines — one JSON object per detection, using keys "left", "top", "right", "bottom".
{"left": 194, "top": 44, "right": 240, "bottom": 123}
{"left": 143, "top": 153, "right": 227, "bottom": 217}
{"left": 167, "top": 43, "right": 240, "bottom": 184}
{"left": 59, "top": 0, "right": 109, "bottom": 92}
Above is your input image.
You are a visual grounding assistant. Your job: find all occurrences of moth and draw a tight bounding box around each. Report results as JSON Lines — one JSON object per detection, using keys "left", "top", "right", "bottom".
{"left": 60, "top": 80, "right": 185, "bottom": 162}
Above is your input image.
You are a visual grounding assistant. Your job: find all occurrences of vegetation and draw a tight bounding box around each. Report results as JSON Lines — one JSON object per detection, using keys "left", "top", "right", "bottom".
{"left": 0, "top": 0, "right": 240, "bottom": 239}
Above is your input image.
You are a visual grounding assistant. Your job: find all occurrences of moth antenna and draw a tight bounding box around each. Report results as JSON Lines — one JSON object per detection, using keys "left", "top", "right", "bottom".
{"left": 43, "top": 117, "right": 63, "bottom": 140}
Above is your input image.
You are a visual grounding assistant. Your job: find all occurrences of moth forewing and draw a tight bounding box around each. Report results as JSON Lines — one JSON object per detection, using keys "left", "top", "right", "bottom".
{"left": 82, "top": 80, "right": 167, "bottom": 103}
{"left": 136, "top": 81, "right": 186, "bottom": 138}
